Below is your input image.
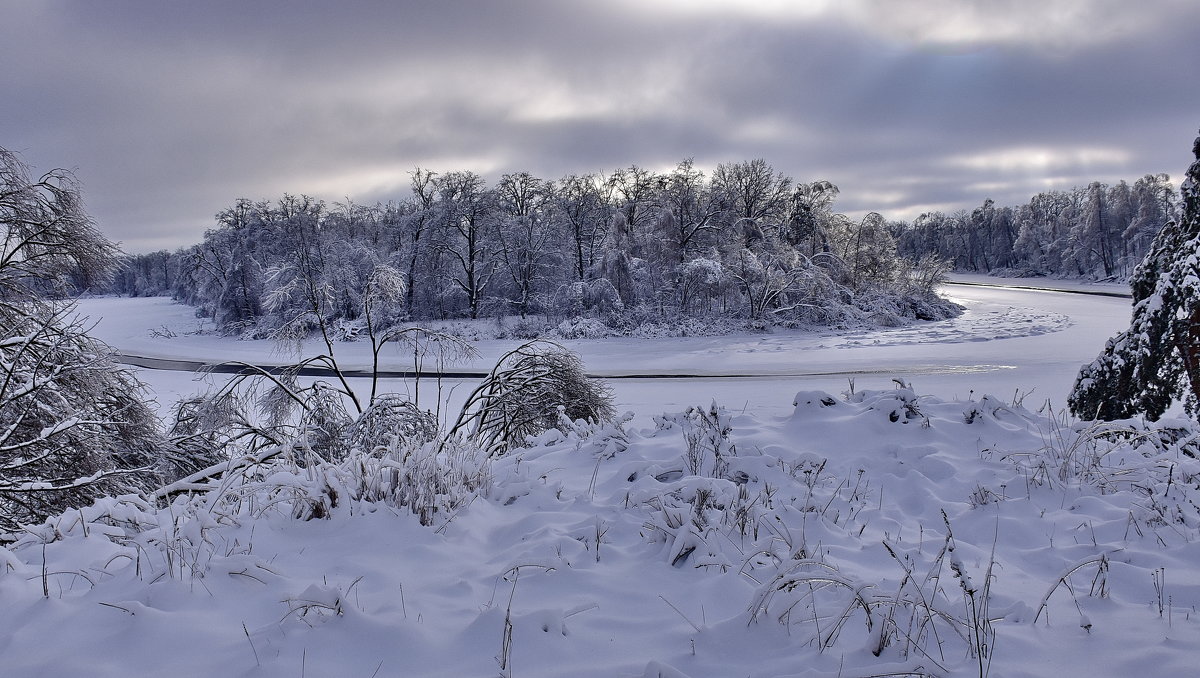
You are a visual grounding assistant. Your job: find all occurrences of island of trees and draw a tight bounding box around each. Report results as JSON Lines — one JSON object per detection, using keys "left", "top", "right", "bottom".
{"left": 111, "top": 160, "right": 959, "bottom": 337}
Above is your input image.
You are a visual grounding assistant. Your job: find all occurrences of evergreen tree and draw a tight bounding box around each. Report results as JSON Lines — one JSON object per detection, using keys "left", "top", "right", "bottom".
{"left": 1069, "top": 133, "right": 1200, "bottom": 420}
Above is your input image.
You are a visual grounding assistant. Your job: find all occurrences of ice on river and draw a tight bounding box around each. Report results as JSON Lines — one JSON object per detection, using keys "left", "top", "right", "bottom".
{"left": 73, "top": 277, "right": 1132, "bottom": 420}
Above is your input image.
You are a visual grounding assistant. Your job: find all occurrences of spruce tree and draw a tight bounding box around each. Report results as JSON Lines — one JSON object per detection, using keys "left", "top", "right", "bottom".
{"left": 1069, "top": 133, "right": 1200, "bottom": 420}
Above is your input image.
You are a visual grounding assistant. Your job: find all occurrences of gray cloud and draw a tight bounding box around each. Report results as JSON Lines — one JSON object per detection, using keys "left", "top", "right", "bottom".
{"left": 2, "top": 0, "right": 1197, "bottom": 252}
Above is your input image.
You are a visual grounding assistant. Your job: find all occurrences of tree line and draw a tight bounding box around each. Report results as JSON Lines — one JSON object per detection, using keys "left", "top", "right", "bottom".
{"left": 110, "top": 159, "right": 957, "bottom": 335}
{"left": 891, "top": 174, "right": 1178, "bottom": 280}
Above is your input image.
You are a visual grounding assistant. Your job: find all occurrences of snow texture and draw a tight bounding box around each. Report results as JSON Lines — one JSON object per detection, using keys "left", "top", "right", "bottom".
{"left": 3, "top": 387, "right": 1199, "bottom": 677}
{"left": 2, "top": 282, "right": 1185, "bottom": 677}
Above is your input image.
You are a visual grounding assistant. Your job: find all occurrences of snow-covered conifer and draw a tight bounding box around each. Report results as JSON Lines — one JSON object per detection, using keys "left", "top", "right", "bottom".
{"left": 1069, "top": 133, "right": 1200, "bottom": 419}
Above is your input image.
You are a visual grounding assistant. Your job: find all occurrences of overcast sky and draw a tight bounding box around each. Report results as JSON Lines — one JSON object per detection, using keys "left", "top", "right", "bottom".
{"left": 3, "top": 1, "right": 1198, "bottom": 254}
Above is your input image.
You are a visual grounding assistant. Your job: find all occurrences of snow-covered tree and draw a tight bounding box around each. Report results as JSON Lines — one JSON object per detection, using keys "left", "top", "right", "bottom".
{"left": 0, "top": 148, "right": 163, "bottom": 531}
{"left": 831, "top": 211, "right": 901, "bottom": 291}
{"left": 495, "top": 172, "right": 561, "bottom": 317}
{"left": 785, "top": 179, "right": 839, "bottom": 256}
{"left": 658, "top": 159, "right": 721, "bottom": 264}
{"left": 712, "top": 159, "right": 791, "bottom": 225}
{"left": 432, "top": 171, "right": 496, "bottom": 319}
{"left": 552, "top": 173, "right": 610, "bottom": 281}
{"left": 1069, "top": 133, "right": 1200, "bottom": 420}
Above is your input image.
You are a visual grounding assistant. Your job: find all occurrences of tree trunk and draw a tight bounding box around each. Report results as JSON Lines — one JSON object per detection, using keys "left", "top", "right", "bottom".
{"left": 1179, "top": 306, "right": 1200, "bottom": 404}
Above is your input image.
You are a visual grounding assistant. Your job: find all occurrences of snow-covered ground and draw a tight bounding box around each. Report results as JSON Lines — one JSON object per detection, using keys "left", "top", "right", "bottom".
{"left": 5, "top": 282, "right": 1199, "bottom": 678}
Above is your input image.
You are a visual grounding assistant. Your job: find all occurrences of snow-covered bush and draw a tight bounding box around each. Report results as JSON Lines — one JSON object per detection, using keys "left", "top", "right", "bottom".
{"left": 255, "top": 436, "right": 490, "bottom": 524}
{"left": 448, "top": 341, "right": 615, "bottom": 456}
{"left": 678, "top": 403, "right": 737, "bottom": 479}
{"left": 552, "top": 316, "right": 612, "bottom": 339}
{"left": 342, "top": 394, "right": 440, "bottom": 456}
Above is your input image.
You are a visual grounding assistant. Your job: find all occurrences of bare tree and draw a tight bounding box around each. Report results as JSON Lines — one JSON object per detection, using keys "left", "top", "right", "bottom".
{"left": 495, "top": 172, "right": 561, "bottom": 317}
{"left": 659, "top": 159, "right": 722, "bottom": 264}
{"left": 433, "top": 171, "right": 497, "bottom": 319}
{"left": 405, "top": 168, "right": 438, "bottom": 312}
{"left": 553, "top": 174, "right": 610, "bottom": 281}
{"left": 712, "top": 159, "right": 792, "bottom": 225}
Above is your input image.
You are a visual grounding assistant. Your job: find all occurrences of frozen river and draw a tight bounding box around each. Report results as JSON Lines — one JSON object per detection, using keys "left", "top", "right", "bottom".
{"left": 77, "top": 275, "right": 1133, "bottom": 421}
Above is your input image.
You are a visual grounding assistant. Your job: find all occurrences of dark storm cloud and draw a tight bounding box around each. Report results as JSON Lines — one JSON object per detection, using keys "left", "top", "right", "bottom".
{"left": 2, "top": 1, "right": 1198, "bottom": 252}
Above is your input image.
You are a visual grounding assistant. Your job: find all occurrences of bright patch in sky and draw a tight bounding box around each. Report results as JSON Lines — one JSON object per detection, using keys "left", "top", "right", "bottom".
{"left": 947, "top": 146, "right": 1131, "bottom": 174}
{"left": 852, "top": 0, "right": 1154, "bottom": 49}
{"left": 631, "top": 0, "right": 1159, "bottom": 49}
{"left": 289, "top": 166, "right": 425, "bottom": 200}
{"left": 628, "top": 0, "right": 842, "bottom": 21}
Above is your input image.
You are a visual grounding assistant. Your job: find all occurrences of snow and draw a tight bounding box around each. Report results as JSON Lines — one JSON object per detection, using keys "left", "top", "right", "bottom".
{"left": 4, "top": 282, "right": 1196, "bottom": 677}
{"left": 75, "top": 279, "right": 1132, "bottom": 423}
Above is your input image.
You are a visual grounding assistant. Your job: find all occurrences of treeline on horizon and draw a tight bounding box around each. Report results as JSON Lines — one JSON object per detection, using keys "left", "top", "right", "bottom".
{"left": 893, "top": 173, "right": 1177, "bottom": 280}
{"left": 108, "top": 159, "right": 1177, "bottom": 336}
